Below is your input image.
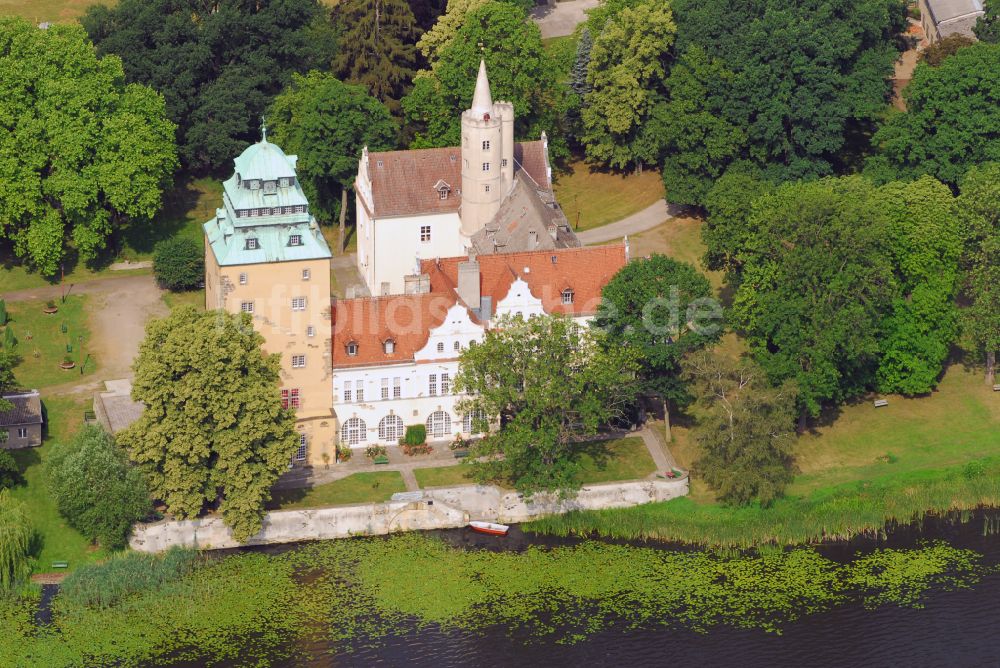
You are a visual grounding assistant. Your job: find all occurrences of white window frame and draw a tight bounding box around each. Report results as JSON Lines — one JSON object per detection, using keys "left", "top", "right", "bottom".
{"left": 485, "top": 184, "right": 491, "bottom": 193}
{"left": 379, "top": 414, "right": 404, "bottom": 442}
{"left": 384, "top": 339, "right": 395, "bottom": 354}
{"left": 393, "top": 377, "right": 401, "bottom": 398}
{"left": 289, "top": 234, "right": 302, "bottom": 246}
{"left": 436, "top": 342, "right": 444, "bottom": 353}
{"left": 428, "top": 374, "right": 437, "bottom": 396}
{"left": 426, "top": 411, "right": 451, "bottom": 439}
{"left": 482, "top": 140, "right": 490, "bottom": 150}
{"left": 307, "top": 325, "right": 316, "bottom": 337}
{"left": 381, "top": 378, "right": 389, "bottom": 400}
{"left": 295, "top": 434, "right": 307, "bottom": 461}
{"left": 482, "top": 162, "right": 490, "bottom": 171}
{"left": 343, "top": 386, "right": 352, "bottom": 403}
{"left": 420, "top": 225, "right": 431, "bottom": 243}
{"left": 341, "top": 418, "right": 366, "bottom": 446}
{"left": 16, "top": 427, "right": 28, "bottom": 439}
{"left": 241, "top": 301, "right": 254, "bottom": 313}
{"left": 562, "top": 289, "right": 574, "bottom": 305}
{"left": 239, "top": 272, "right": 248, "bottom": 285}
{"left": 246, "top": 238, "right": 259, "bottom": 250}
{"left": 441, "top": 373, "right": 450, "bottom": 395}
{"left": 291, "top": 354, "right": 305, "bottom": 368}
{"left": 302, "top": 268, "right": 311, "bottom": 281}
{"left": 347, "top": 342, "right": 358, "bottom": 356}
{"left": 291, "top": 297, "right": 307, "bottom": 311}
{"left": 356, "top": 384, "right": 364, "bottom": 403}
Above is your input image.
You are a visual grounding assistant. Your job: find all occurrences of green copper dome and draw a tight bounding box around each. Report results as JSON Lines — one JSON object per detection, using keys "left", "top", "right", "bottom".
{"left": 233, "top": 138, "right": 298, "bottom": 182}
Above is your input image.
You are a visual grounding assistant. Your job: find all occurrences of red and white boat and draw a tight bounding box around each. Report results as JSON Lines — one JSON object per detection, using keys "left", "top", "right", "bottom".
{"left": 468, "top": 521, "right": 510, "bottom": 536}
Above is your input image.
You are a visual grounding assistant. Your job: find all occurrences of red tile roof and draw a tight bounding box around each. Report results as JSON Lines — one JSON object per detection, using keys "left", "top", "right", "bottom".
{"left": 422, "top": 244, "right": 627, "bottom": 317}
{"left": 331, "top": 292, "right": 459, "bottom": 367}
{"left": 365, "top": 141, "right": 549, "bottom": 218}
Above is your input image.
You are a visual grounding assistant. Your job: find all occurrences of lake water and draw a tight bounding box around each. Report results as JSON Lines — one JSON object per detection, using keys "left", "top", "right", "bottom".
{"left": 197, "top": 511, "right": 1000, "bottom": 668}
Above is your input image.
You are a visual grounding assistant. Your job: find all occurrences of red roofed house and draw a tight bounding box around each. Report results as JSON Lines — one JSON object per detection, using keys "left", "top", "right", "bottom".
{"left": 354, "top": 60, "right": 579, "bottom": 297}
{"left": 330, "top": 244, "right": 627, "bottom": 450}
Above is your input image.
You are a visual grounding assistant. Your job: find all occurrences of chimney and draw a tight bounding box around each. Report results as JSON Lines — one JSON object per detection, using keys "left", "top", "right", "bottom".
{"left": 404, "top": 273, "right": 430, "bottom": 294}
{"left": 528, "top": 229, "right": 538, "bottom": 249}
{"left": 457, "top": 259, "right": 481, "bottom": 308}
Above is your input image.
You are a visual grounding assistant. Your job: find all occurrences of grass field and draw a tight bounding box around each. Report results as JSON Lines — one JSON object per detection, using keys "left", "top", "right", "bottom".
{"left": 1, "top": 296, "right": 97, "bottom": 389}
{"left": 9, "top": 394, "right": 108, "bottom": 573}
{"left": 267, "top": 471, "right": 406, "bottom": 510}
{"left": 575, "top": 436, "right": 657, "bottom": 483}
{"left": 554, "top": 161, "right": 665, "bottom": 232}
{"left": 414, "top": 464, "right": 475, "bottom": 489}
{"left": 161, "top": 288, "right": 205, "bottom": 312}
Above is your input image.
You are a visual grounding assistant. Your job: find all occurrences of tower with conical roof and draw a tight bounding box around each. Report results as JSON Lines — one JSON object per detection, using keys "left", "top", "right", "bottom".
{"left": 460, "top": 60, "right": 515, "bottom": 237}
{"left": 203, "top": 129, "right": 336, "bottom": 468}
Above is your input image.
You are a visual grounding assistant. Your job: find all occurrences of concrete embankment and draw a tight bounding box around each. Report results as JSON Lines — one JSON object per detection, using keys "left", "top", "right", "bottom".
{"left": 130, "top": 478, "right": 688, "bottom": 553}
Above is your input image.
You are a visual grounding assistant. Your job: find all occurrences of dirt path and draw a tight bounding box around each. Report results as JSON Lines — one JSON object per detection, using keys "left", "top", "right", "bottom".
{"left": 531, "top": 0, "right": 600, "bottom": 39}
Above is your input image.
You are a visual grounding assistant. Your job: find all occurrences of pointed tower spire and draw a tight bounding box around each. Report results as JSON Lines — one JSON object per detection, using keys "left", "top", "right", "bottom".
{"left": 470, "top": 59, "right": 493, "bottom": 116}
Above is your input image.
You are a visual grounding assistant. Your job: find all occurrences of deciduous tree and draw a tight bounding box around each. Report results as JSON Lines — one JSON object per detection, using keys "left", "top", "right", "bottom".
{"left": 269, "top": 72, "right": 397, "bottom": 239}
{"left": 120, "top": 306, "right": 298, "bottom": 542}
{"left": 0, "top": 18, "right": 177, "bottom": 275}
{"left": 867, "top": 43, "right": 1000, "bottom": 185}
{"left": 682, "top": 351, "right": 797, "bottom": 507}
{"left": 46, "top": 426, "right": 150, "bottom": 550}
{"left": 918, "top": 34, "right": 975, "bottom": 66}
{"left": 455, "top": 314, "right": 639, "bottom": 497}
{"left": 0, "top": 489, "right": 31, "bottom": 593}
{"left": 595, "top": 254, "right": 718, "bottom": 441}
{"left": 974, "top": 0, "right": 1000, "bottom": 42}
{"left": 403, "top": 2, "right": 563, "bottom": 152}
{"left": 153, "top": 237, "right": 204, "bottom": 291}
{"left": 957, "top": 163, "right": 1000, "bottom": 384}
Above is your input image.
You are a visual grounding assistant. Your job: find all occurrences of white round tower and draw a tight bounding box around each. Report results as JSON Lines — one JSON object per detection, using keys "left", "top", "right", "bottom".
{"left": 460, "top": 60, "right": 505, "bottom": 237}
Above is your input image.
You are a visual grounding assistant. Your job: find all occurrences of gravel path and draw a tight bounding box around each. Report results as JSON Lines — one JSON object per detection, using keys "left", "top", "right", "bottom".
{"left": 577, "top": 199, "right": 683, "bottom": 244}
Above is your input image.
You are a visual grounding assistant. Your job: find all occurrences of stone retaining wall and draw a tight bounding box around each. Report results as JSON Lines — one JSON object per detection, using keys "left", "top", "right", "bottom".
{"left": 129, "top": 478, "right": 688, "bottom": 553}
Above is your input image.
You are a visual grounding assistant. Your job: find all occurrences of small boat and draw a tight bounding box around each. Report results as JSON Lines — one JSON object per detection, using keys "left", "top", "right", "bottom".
{"left": 468, "top": 521, "right": 509, "bottom": 536}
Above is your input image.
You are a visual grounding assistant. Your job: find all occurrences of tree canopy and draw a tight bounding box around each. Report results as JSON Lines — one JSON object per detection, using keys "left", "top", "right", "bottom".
{"left": 867, "top": 42, "right": 1000, "bottom": 186}
{"left": 153, "top": 237, "right": 204, "bottom": 291}
{"left": 657, "top": 0, "right": 904, "bottom": 205}
{"left": 595, "top": 254, "right": 718, "bottom": 437}
{"left": 402, "top": 1, "right": 564, "bottom": 152}
{"left": 0, "top": 489, "right": 31, "bottom": 593}
{"left": 120, "top": 306, "right": 298, "bottom": 542}
{"left": 82, "top": 0, "right": 334, "bottom": 172}
{"left": 455, "top": 314, "right": 639, "bottom": 497}
{"left": 333, "top": 0, "right": 421, "bottom": 114}
{"left": 269, "top": 71, "right": 397, "bottom": 223}
{"left": 0, "top": 18, "right": 177, "bottom": 275}
{"left": 682, "top": 351, "right": 798, "bottom": 506}
{"left": 975, "top": 0, "right": 1000, "bottom": 42}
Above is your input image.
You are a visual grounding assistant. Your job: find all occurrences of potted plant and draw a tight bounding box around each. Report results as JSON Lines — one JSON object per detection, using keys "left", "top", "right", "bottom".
{"left": 60, "top": 354, "right": 75, "bottom": 370}
{"left": 365, "top": 444, "right": 388, "bottom": 461}
{"left": 43, "top": 300, "right": 58, "bottom": 314}
{"left": 336, "top": 444, "right": 352, "bottom": 463}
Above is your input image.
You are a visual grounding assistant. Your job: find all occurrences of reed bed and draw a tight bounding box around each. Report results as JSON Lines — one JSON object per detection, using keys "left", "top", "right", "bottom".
{"left": 525, "top": 458, "right": 1000, "bottom": 547}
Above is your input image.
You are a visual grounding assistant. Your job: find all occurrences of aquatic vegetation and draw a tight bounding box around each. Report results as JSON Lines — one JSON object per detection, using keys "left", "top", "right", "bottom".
{"left": 525, "top": 457, "right": 1000, "bottom": 547}
{"left": 0, "top": 536, "right": 993, "bottom": 665}
{"left": 58, "top": 547, "right": 198, "bottom": 609}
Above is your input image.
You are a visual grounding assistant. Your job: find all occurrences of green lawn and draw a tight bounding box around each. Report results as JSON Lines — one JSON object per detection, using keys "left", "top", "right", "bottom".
{"left": 162, "top": 288, "right": 205, "bottom": 312}
{"left": 267, "top": 471, "right": 406, "bottom": 510}
{"left": 554, "top": 161, "right": 665, "bottom": 232}
{"left": 414, "top": 464, "right": 475, "bottom": 489}
{"left": 576, "top": 436, "right": 657, "bottom": 484}
{"left": 1, "top": 295, "right": 97, "bottom": 389}
{"left": 8, "top": 394, "right": 108, "bottom": 573}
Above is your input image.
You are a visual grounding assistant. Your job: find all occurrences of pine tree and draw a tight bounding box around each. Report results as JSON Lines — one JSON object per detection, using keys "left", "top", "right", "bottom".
{"left": 334, "top": 0, "right": 422, "bottom": 114}
{"left": 570, "top": 28, "right": 593, "bottom": 99}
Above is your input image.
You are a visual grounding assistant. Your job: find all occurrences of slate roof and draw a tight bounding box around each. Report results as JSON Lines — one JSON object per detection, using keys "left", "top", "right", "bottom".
{"left": 470, "top": 175, "right": 579, "bottom": 255}
{"left": 0, "top": 391, "right": 42, "bottom": 427}
{"left": 364, "top": 140, "right": 551, "bottom": 218}
{"left": 331, "top": 292, "right": 460, "bottom": 368}
{"left": 925, "top": 0, "right": 984, "bottom": 37}
{"left": 422, "top": 244, "right": 628, "bottom": 317}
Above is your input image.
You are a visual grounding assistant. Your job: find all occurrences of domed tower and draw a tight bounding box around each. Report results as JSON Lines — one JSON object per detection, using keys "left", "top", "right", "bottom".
{"left": 460, "top": 60, "right": 513, "bottom": 237}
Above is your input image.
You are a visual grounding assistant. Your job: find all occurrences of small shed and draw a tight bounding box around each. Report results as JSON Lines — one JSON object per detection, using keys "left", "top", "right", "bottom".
{"left": 919, "top": 0, "right": 985, "bottom": 43}
{"left": 0, "top": 390, "right": 43, "bottom": 449}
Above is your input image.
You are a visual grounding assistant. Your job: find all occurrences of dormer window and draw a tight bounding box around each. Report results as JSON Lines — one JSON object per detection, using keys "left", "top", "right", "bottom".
{"left": 249, "top": 180, "right": 261, "bottom": 190}
{"left": 245, "top": 238, "right": 259, "bottom": 250}
{"left": 433, "top": 179, "right": 451, "bottom": 200}
{"left": 279, "top": 177, "right": 292, "bottom": 187}
{"left": 561, "top": 288, "right": 575, "bottom": 305}
{"left": 346, "top": 341, "right": 358, "bottom": 357}
{"left": 289, "top": 234, "right": 302, "bottom": 246}
{"left": 263, "top": 181, "right": 277, "bottom": 194}
{"left": 383, "top": 339, "right": 395, "bottom": 354}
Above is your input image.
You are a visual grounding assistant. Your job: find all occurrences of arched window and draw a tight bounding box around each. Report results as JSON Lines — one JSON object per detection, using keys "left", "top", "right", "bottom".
{"left": 384, "top": 339, "right": 395, "bottom": 354}
{"left": 426, "top": 411, "right": 451, "bottom": 439}
{"left": 463, "top": 410, "right": 487, "bottom": 435}
{"left": 341, "top": 417, "right": 367, "bottom": 446}
{"left": 379, "top": 414, "right": 404, "bottom": 442}
{"left": 453, "top": 341, "right": 460, "bottom": 352}
{"left": 561, "top": 289, "right": 575, "bottom": 305}
{"left": 346, "top": 341, "right": 358, "bottom": 356}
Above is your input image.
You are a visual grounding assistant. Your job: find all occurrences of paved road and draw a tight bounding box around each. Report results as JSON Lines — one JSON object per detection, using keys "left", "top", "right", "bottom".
{"left": 530, "top": 0, "right": 600, "bottom": 39}
{"left": 577, "top": 199, "right": 682, "bottom": 244}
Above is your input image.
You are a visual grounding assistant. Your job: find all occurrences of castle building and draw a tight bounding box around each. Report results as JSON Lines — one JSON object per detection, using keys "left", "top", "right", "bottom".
{"left": 354, "top": 60, "right": 579, "bottom": 297}
{"left": 203, "top": 131, "right": 336, "bottom": 467}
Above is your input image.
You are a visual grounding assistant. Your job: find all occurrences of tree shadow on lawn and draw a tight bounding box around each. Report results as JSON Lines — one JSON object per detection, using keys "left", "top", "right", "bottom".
{"left": 120, "top": 180, "right": 205, "bottom": 255}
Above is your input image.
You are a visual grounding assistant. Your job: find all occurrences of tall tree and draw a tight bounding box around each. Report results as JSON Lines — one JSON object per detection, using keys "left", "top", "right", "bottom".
{"left": 0, "top": 489, "right": 32, "bottom": 593}
{"left": 866, "top": 43, "right": 1000, "bottom": 186}
{"left": 581, "top": 0, "right": 676, "bottom": 171}
{"left": 731, "top": 178, "right": 896, "bottom": 422}
{"left": 957, "top": 163, "right": 1000, "bottom": 384}
{"left": 269, "top": 71, "right": 397, "bottom": 245}
{"left": 564, "top": 26, "right": 593, "bottom": 142}
{"left": 873, "top": 177, "right": 962, "bottom": 394}
{"left": 83, "top": 0, "right": 334, "bottom": 172}
{"left": 402, "top": 1, "right": 564, "bottom": 152}
{"left": 595, "top": 254, "right": 718, "bottom": 441}
{"left": 974, "top": 0, "right": 1000, "bottom": 42}
{"left": 682, "top": 351, "right": 797, "bottom": 507}
{"left": 701, "top": 165, "right": 772, "bottom": 277}
{"left": 0, "top": 18, "right": 177, "bottom": 275}
{"left": 455, "top": 314, "right": 639, "bottom": 497}
{"left": 416, "top": 0, "right": 532, "bottom": 60}
{"left": 334, "top": 0, "right": 421, "bottom": 114}
{"left": 120, "top": 306, "right": 298, "bottom": 542}
{"left": 46, "top": 426, "right": 150, "bottom": 550}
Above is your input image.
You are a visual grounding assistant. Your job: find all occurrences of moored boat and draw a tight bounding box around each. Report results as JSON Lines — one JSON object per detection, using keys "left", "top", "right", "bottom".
{"left": 469, "top": 521, "right": 509, "bottom": 536}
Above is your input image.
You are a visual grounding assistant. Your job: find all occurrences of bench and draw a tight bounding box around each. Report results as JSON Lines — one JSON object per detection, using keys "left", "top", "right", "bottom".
{"left": 372, "top": 455, "right": 390, "bottom": 465}
{"left": 993, "top": 384, "right": 1000, "bottom": 392}
{"left": 453, "top": 449, "right": 469, "bottom": 459}
{"left": 51, "top": 561, "right": 68, "bottom": 569}
{"left": 83, "top": 410, "right": 97, "bottom": 423}
{"left": 873, "top": 399, "right": 889, "bottom": 408}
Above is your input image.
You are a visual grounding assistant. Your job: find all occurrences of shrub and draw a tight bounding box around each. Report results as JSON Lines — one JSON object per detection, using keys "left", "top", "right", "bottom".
{"left": 3, "top": 326, "right": 15, "bottom": 349}
{"left": 59, "top": 547, "right": 198, "bottom": 609}
{"left": 0, "top": 299, "right": 6, "bottom": 326}
{"left": 46, "top": 426, "right": 151, "bottom": 550}
{"left": 0, "top": 489, "right": 32, "bottom": 593}
{"left": 402, "top": 424, "right": 426, "bottom": 446}
{"left": 365, "top": 444, "right": 388, "bottom": 460}
{"left": 0, "top": 451, "right": 22, "bottom": 490}
{"left": 336, "top": 444, "right": 353, "bottom": 462}
{"left": 153, "top": 237, "right": 204, "bottom": 291}
{"left": 401, "top": 443, "right": 433, "bottom": 456}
